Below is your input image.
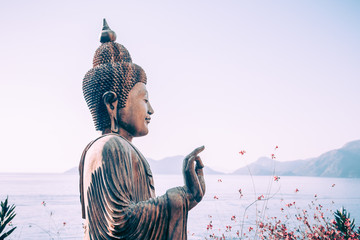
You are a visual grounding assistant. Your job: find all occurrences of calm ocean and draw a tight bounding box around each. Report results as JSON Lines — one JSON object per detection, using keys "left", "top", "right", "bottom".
{"left": 0, "top": 173, "right": 359, "bottom": 239}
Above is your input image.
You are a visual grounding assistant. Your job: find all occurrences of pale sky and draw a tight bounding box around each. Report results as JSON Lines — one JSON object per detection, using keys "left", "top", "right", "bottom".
{"left": 0, "top": 0, "right": 359, "bottom": 173}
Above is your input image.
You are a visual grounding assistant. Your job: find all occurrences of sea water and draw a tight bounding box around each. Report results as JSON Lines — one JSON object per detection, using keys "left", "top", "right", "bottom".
{"left": 0, "top": 173, "right": 359, "bottom": 239}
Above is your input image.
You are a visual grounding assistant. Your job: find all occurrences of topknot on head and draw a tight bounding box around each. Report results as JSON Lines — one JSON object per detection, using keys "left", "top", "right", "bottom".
{"left": 100, "top": 18, "right": 117, "bottom": 43}
{"left": 93, "top": 19, "right": 132, "bottom": 67}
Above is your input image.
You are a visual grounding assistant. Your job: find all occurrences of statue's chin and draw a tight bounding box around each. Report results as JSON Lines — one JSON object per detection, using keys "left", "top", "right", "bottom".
{"left": 126, "top": 125, "right": 149, "bottom": 138}
{"left": 134, "top": 129, "right": 149, "bottom": 138}
{"left": 118, "top": 121, "right": 149, "bottom": 138}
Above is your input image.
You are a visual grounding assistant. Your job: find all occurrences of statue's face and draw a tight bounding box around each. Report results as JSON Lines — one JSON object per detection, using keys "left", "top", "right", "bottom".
{"left": 118, "top": 83, "right": 154, "bottom": 138}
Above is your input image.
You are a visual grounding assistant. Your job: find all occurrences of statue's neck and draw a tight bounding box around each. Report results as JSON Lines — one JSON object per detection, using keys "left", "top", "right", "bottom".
{"left": 102, "top": 128, "right": 133, "bottom": 142}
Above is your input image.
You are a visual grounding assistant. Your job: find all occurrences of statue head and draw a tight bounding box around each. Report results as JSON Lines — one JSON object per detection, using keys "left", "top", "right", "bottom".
{"left": 83, "top": 19, "right": 153, "bottom": 139}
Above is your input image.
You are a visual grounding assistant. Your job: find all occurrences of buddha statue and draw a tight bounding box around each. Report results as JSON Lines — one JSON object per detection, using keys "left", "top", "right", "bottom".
{"left": 79, "top": 19, "right": 205, "bottom": 240}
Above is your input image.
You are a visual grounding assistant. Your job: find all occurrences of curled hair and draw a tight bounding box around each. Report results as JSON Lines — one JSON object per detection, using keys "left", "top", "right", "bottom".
{"left": 83, "top": 42, "right": 147, "bottom": 131}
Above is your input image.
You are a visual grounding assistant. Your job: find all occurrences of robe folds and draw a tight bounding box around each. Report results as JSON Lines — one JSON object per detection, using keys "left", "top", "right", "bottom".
{"left": 79, "top": 134, "right": 189, "bottom": 240}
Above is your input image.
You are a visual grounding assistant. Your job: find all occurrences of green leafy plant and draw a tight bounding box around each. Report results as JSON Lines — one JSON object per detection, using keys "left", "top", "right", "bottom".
{"left": 0, "top": 197, "right": 16, "bottom": 240}
{"left": 334, "top": 207, "right": 356, "bottom": 239}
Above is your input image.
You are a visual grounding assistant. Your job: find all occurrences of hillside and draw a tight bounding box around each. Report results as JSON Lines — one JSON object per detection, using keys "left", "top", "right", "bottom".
{"left": 147, "top": 155, "right": 222, "bottom": 175}
{"left": 232, "top": 157, "right": 309, "bottom": 176}
{"left": 293, "top": 140, "right": 360, "bottom": 177}
{"left": 232, "top": 140, "right": 360, "bottom": 178}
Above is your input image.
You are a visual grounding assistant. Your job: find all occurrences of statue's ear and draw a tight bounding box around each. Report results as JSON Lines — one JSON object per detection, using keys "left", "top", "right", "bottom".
{"left": 103, "top": 91, "right": 119, "bottom": 133}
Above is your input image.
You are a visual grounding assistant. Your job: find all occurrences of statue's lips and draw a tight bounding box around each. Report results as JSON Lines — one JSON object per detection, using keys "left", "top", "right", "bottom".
{"left": 145, "top": 117, "right": 151, "bottom": 124}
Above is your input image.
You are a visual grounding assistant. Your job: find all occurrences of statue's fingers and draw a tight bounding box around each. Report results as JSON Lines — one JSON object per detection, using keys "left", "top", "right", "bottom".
{"left": 195, "top": 167, "right": 203, "bottom": 176}
{"left": 195, "top": 156, "right": 206, "bottom": 196}
{"left": 183, "top": 155, "right": 196, "bottom": 183}
{"left": 183, "top": 154, "right": 193, "bottom": 174}
{"left": 195, "top": 156, "right": 204, "bottom": 177}
{"left": 184, "top": 150, "right": 205, "bottom": 200}
{"left": 186, "top": 146, "right": 205, "bottom": 159}
{"left": 195, "top": 156, "right": 204, "bottom": 169}
{"left": 197, "top": 174, "right": 206, "bottom": 197}
{"left": 187, "top": 155, "right": 203, "bottom": 196}
{"left": 187, "top": 155, "right": 196, "bottom": 173}
{"left": 191, "top": 171, "right": 203, "bottom": 202}
{"left": 184, "top": 146, "right": 205, "bottom": 174}
{"left": 194, "top": 182, "right": 204, "bottom": 202}
{"left": 182, "top": 156, "right": 188, "bottom": 173}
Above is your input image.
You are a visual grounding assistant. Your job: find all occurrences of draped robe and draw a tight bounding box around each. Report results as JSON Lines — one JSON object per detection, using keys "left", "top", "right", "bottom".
{"left": 79, "top": 134, "right": 189, "bottom": 239}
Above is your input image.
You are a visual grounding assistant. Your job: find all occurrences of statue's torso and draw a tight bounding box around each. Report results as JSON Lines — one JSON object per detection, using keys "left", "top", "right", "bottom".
{"left": 80, "top": 134, "right": 157, "bottom": 239}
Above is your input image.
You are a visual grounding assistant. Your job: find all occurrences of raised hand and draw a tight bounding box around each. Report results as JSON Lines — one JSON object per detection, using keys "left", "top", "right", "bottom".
{"left": 182, "top": 146, "right": 206, "bottom": 209}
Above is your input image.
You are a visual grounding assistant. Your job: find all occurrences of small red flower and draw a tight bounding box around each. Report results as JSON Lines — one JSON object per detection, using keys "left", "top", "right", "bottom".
{"left": 295, "top": 188, "right": 299, "bottom": 193}
{"left": 207, "top": 221, "right": 213, "bottom": 230}
{"left": 271, "top": 154, "right": 276, "bottom": 159}
{"left": 257, "top": 195, "right": 264, "bottom": 200}
{"left": 238, "top": 189, "right": 243, "bottom": 198}
{"left": 239, "top": 150, "right": 246, "bottom": 155}
{"left": 213, "top": 196, "right": 219, "bottom": 200}
{"left": 345, "top": 219, "right": 351, "bottom": 227}
{"left": 217, "top": 179, "right": 222, "bottom": 182}
{"left": 274, "top": 176, "right": 280, "bottom": 181}
{"left": 331, "top": 184, "right": 335, "bottom": 187}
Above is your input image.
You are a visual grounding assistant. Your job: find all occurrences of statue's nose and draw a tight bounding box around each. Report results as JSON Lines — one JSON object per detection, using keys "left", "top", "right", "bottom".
{"left": 148, "top": 102, "right": 154, "bottom": 115}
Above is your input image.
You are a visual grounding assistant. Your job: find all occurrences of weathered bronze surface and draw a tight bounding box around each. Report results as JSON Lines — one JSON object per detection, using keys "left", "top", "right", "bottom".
{"left": 79, "top": 19, "right": 205, "bottom": 239}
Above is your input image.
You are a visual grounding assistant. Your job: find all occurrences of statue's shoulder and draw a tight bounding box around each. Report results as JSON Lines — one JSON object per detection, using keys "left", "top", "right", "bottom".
{"left": 83, "top": 134, "right": 131, "bottom": 174}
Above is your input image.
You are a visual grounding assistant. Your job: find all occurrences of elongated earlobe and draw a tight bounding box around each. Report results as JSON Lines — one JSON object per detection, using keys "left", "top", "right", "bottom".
{"left": 103, "top": 91, "right": 119, "bottom": 133}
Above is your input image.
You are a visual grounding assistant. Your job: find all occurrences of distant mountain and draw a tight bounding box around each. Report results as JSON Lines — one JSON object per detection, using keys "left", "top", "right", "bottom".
{"left": 146, "top": 156, "right": 183, "bottom": 175}
{"left": 147, "top": 155, "right": 222, "bottom": 175}
{"left": 232, "top": 140, "right": 360, "bottom": 178}
{"left": 65, "top": 155, "right": 222, "bottom": 175}
{"left": 64, "top": 167, "right": 78, "bottom": 174}
{"left": 293, "top": 140, "right": 360, "bottom": 178}
{"left": 232, "top": 157, "right": 308, "bottom": 176}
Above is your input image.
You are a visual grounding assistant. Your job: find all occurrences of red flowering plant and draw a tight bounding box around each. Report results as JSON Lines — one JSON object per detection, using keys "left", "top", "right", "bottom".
{"left": 201, "top": 147, "right": 360, "bottom": 240}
